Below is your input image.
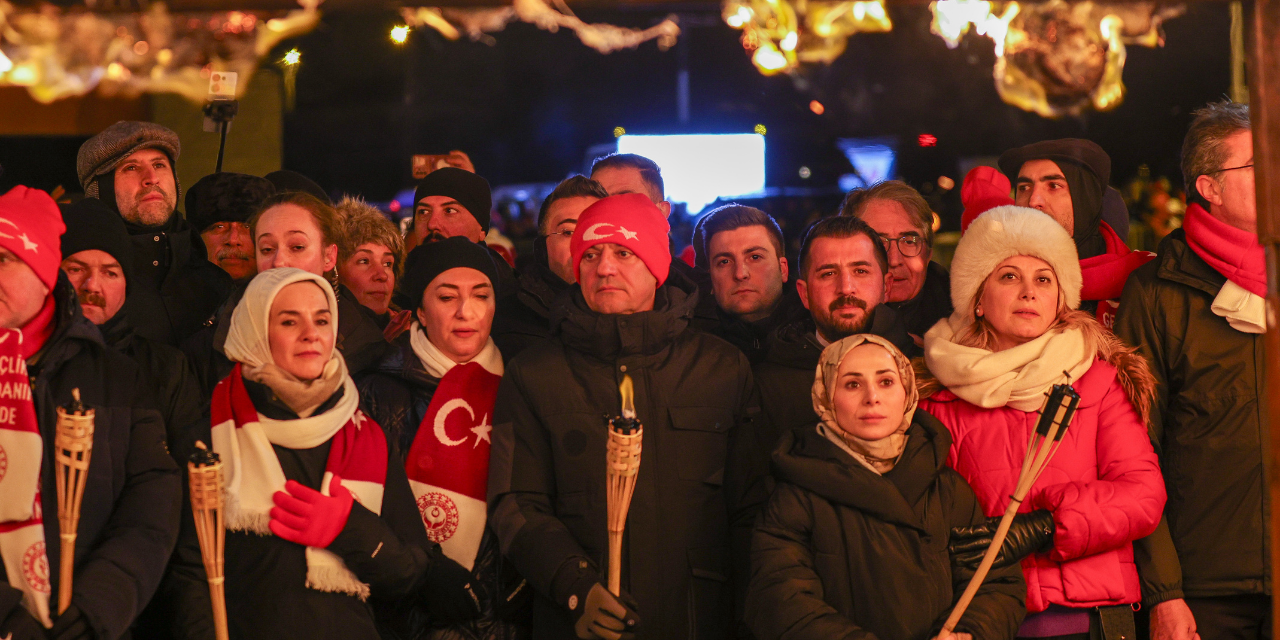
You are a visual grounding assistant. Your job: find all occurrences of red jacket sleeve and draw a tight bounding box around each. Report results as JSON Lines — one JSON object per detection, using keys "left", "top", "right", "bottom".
{"left": 1031, "top": 376, "right": 1167, "bottom": 562}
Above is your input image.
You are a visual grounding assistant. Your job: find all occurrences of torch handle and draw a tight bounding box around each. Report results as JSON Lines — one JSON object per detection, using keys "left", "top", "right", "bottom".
{"left": 608, "top": 530, "right": 623, "bottom": 596}
{"left": 209, "top": 576, "right": 229, "bottom": 640}
{"left": 58, "top": 534, "right": 76, "bottom": 614}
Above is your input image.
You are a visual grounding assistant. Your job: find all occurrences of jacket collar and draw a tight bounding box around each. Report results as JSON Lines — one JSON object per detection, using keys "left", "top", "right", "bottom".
{"left": 29, "top": 273, "right": 105, "bottom": 376}
{"left": 551, "top": 268, "right": 699, "bottom": 361}
{"left": 1155, "top": 228, "right": 1225, "bottom": 298}
{"left": 770, "top": 410, "right": 952, "bottom": 532}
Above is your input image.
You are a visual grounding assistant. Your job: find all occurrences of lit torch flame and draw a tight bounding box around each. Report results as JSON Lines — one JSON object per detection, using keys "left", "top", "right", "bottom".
{"left": 620, "top": 375, "right": 636, "bottom": 420}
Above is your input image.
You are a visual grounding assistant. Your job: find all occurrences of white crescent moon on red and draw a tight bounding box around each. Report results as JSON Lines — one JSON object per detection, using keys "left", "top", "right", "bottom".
{"left": 582, "top": 223, "right": 614, "bottom": 241}
{"left": 434, "top": 398, "right": 473, "bottom": 447}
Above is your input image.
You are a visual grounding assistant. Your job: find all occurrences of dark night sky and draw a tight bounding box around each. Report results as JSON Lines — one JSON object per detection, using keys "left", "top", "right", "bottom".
{"left": 281, "top": 2, "right": 1233, "bottom": 202}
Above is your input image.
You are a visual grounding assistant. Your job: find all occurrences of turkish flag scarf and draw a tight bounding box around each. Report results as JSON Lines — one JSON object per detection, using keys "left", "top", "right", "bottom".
{"left": 405, "top": 323, "right": 503, "bottom": 570}
{"left": 0, "top": 327, "right": 52, "bottom": 627}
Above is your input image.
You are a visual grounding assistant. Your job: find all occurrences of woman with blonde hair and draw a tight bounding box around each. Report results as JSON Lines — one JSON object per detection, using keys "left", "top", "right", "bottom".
{"left": 917, "top": 206, "right": 1166, "bottom": 640}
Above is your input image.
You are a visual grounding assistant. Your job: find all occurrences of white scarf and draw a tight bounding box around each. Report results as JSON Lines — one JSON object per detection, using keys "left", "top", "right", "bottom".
{"left": 1211, "top": 280, "right": 1271, "bottom": 334}
{"left": 409, "top": 320, "right": 503, "bottom": 379}
{"left": 923, "top": 314, "right": 1094, "bottom": 412}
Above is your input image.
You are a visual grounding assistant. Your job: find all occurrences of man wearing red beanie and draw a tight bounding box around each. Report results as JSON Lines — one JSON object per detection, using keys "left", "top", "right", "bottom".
{"left": 0, "top": 185, "right": 180, "bottom": 640}
{"left": 490, "top": 193, "right": 757, "bottom": 639}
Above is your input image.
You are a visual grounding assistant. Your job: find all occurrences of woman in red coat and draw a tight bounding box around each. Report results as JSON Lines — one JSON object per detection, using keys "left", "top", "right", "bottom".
{"left": 916, "top": 205, "right": 1165, "bottom": 640}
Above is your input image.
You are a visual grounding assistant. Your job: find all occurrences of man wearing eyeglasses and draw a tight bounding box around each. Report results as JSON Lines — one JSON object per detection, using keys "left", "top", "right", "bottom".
{"left": 491, "top": 175, "right": 607, "bottom": 362}
{"left": 839, "top": 180, "right": 952, "bottom": 341}
{"left": 999, "top": 138, "right": 1154, "bottom": 329}
{"left": 1116, "top": 100, "right": 1270, "bottom": 640}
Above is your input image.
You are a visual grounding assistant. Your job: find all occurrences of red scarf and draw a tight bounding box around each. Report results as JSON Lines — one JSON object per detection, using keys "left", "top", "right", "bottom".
{"left": 1079, "top": 222, "right": 1156, "bottom": 303}
{"left": 0, "top": 328, "right": 52, "bottom": 626}
{"left": 1184, "top": 203, "right": 1268, "bottom": 298}
{"left": 19, "top": 297, "right": 55, "bottom": 360}
{"left": 405, "top": 362, "right": 501, "bottom": 570}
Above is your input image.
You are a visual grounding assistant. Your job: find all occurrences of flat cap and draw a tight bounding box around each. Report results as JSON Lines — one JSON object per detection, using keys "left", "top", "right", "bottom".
{"left": 77, "top": 121, "right": 181, "bottom": 198}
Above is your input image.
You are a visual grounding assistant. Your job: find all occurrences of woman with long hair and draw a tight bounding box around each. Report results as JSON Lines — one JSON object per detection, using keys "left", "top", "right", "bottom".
{"left": 917, "top": 206, "right": 1166, "bottom": 640}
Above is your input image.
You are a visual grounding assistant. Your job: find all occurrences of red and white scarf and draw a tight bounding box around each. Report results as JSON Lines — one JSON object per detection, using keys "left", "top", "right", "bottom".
{"left": 405, "top": 322, "right": 502, "bottom": 570}
{"left": 211, "top": 364, "right": 388, "bottom": 599}
{"left": 1185, "top": 203, "right": 1271, "bottom": 333}
{"left": 0, "top": 328, "right": 51, "bottom": 627}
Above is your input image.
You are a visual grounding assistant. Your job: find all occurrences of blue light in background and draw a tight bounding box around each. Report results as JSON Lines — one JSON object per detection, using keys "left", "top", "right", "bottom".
{"left": 616, "top": 133, "right": 766, "bottom": 214}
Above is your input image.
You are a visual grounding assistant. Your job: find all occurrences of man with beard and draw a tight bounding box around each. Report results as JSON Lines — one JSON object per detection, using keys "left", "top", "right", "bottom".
{"left": 688, "top": 204, "right": 804, "bottom": 363}
{"left": 725, "top": 215, "right": 910, "bottom": 611}
{"left": 76, "top": 121, "right": 235, "bottom": 346}
{"left": 185, "top": 172, "right": 278, "bottom": 284}
{"left": 491, "top": 175, "right": 607, "bottom": 362}
{"left": 839, "top": 181, "right": 953, "bottom": 342}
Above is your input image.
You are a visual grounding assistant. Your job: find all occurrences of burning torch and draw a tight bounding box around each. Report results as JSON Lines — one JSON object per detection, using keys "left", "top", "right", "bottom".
{"left": 189, "top": 441, "right": 229, "bottom": 640}
{"left": 606, "top": 375, "right": 643, "bottom": 597}
{"left": 941, "top": 382, "right": 1080, "bottom": 635}
{"left": 54, "top": 388, "right": 94, "bottom": 614}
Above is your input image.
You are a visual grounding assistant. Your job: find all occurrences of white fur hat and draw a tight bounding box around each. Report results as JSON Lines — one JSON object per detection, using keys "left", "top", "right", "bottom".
{"left": 950, "top": 205, "right": 1082, "bottom": 325}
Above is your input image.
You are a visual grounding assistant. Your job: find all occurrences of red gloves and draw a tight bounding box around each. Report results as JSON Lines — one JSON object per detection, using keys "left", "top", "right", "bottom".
{"left": 270, "top": 475, "right": 355, "bottom": 548}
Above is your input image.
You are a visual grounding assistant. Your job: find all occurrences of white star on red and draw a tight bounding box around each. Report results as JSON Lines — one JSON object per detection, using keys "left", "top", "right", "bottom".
{"left": 18, "top": 233, "right": 37, "bottom": 253}
{"left": 617, "top": 226, "right": 638, "bottom": 240}
{"left": 471, "top": 415, "right": 492, "bottom": 446}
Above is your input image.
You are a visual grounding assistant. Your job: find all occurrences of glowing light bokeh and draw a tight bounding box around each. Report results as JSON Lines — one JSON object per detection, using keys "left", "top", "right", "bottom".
{"left": 616, "top": 134, "right": 766, "bottom": 214}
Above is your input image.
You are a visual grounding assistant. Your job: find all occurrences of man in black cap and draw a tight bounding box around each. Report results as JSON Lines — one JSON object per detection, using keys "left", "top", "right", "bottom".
{"left": 408, "top": 167, "right": 492, "bottom": 251}
{"left": 186, "top": 172, "right": 277, "bottom": 284}
{"left": 75, "top": 121, "right": 234, "bottom": 346}
{"left": 58, "top": 199, "right": 204, "bottom": 464}
{"left": 1000, "top": 138, "right": 1153, "bottom": 326}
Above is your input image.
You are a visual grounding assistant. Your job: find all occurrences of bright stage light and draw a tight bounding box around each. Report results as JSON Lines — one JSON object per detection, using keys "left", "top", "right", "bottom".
{"left": 617, "top": 133, "right": 766, "bottom": 214}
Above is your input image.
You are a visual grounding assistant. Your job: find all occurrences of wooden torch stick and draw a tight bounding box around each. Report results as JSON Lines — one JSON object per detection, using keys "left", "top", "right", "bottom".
{"left": 940, "top": 384, "right": 1080, "bottom": 635}
{"left": 606, "top": 375, "right": 643, "bottom": 597}
{"left": 189, "top": 442, "right": 229, "bottom": 640}
{"left": 54, "top": 388, "right": 94, "bottom": 615}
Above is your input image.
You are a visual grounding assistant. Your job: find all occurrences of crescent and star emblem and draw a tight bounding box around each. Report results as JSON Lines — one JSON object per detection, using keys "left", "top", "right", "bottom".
{"left": 582, "top": 223, "right": 614, "bottom": 240}
{"left": 434, "top": 399, "right": 493, "bottom": 447}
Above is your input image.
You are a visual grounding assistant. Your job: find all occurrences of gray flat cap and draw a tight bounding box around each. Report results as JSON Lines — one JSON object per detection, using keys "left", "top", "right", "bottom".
{"left": 77, "top": 121, "right": 181, "bottom": 198}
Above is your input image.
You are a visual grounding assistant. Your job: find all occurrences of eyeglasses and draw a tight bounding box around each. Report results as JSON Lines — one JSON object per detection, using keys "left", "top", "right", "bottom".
{"left": 1211, "top": 163, "right": 1254, "bottom": 174}
{"left": 880, "top": 233, "right": 925, "bottom": 258}
{"left": 543, "top": 229, "right": 575, "bottom": 241}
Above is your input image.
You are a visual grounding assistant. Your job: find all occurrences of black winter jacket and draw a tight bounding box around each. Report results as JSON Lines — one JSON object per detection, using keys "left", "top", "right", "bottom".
{"left": 688, "top": 282, "right": 808, "bottom": 365}
{"left": 123, "top": 215, "right": 234, "bottom": 347}
{"left": 747, "top": 415, "right": 1025, "bottom": 640}
{"left": 488, "top": 272, "right": 757, "bottom": 639}
{"left": 1115, "top": 228, "right": 1270, "bottom": 605}
{"left": 886, "top": 261, "right": 953, "bottom": 341}
{"left": 358, "top": 332, "right": 531, "bottom": 640}
{"left": 0, "top": 275, "right": 182, "bottom": 640}
{"left": 164, "top": 380, "right": 436, "bottom": 640}
{"left": 490, "top": 242, "right": 569, "bottom": 365}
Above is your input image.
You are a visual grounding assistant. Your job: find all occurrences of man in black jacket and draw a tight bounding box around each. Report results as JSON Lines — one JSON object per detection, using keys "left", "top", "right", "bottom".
{"left": 185, "top": 172, "right": 278, "bottom": 284}
{"left": 76, "top": 121, "right": 234, "bottom": 346}
{"left": 0, "top": 186, "right": 181, "bottom": 640}
{"left": 58, "top": 199, "right": 204, "bottom": 466}
{"left": 489, "top": 194, "right": 756, "bottom": 639}
{"left": 688, "top": 204, "right": 804, "bottom": 363}
{"left": 492, "top": 175, "right": 607, "bottom": 362}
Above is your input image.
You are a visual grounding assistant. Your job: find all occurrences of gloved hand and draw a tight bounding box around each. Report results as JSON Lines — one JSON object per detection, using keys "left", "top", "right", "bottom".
{"left": 269, "top": 475, "right": 355, "bottom": 548}
{"left": 572, "top": 583, "right": 640, "bottom": 640}
{"left": 423, "top": 553, "right": 482, "bottom": 624}
{"left": 0, "top": 606, "right": 47, "bottom": 640}
{"left": 950, "top": 509, "right": 1055, "bottom": 570}
{"left": 49, "top": 604, "right": 95, "bottom": 640}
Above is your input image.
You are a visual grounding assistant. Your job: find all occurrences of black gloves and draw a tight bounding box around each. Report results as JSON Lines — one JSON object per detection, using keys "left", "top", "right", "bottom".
{"left": 50, "top": 604, "right": 95, "bottom": 640}
{"left": 0, "top": 606, "right": 46, "bottom": 640}
{"left": 423, "top": 554, "right": 483, "bottom": 624}
{"left": 571, "top": 583, "right": 640, "bottom": 640}
{"left": 951, "top": 509, "right": 1055, "bottom": 570}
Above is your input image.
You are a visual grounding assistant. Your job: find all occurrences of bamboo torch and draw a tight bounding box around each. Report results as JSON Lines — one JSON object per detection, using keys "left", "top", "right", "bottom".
{"left": 189, "top": 441, "right": 229, "bottom": 640}
{"left": 54, "top": 388, "right": 94, "bottom": 615}
{"left": 941, "top": 383, "right": 1081, "bottom": 636}
{"left": 606, "top": 375, "right": 643, "bottom": 597}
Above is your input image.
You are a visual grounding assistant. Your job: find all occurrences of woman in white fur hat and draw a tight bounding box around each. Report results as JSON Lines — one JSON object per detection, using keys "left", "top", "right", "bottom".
{"left": 916, "top": 206, "right": 1166, "bottom": 640}
{"left": 167, "top": 268, "right": 437, "bottom": 639}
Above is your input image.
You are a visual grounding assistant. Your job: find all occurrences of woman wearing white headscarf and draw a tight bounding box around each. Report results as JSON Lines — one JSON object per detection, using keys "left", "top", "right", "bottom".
{"left": 167, "top": 268, "right": 436, "bottom": 640}
{"left": 917, "top": 206, "right": 1165, "bottom": 640}
{"left": 746, "top": 334, "right": 1025, "bottom": 640}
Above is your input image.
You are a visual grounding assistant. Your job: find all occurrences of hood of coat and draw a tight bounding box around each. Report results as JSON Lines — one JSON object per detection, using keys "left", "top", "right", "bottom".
{"left": 551, "top": 266, "right": 700, "bottom": 361}
{"left": 1156, "top": 228, "right": 1228, "bottom": 299}
{"left": 771, "top": 410, "right": 953, "bottom": 531}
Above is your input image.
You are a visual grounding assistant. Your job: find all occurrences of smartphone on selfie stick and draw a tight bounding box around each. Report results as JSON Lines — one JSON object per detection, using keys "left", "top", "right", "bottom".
{"left": 203, "top": 72, "right": 239, "bottom": 173}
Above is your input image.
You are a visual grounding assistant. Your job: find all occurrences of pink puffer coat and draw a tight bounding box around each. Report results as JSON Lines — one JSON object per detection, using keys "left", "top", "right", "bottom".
{"left": 920, "top": 354, "right": 1165, "bottom": 613}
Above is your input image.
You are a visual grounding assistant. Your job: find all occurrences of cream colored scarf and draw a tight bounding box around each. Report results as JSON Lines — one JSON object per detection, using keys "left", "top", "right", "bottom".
{"left": 408, "top": 320, "right": 503, "bottom": 379}
{"left": 1211, "top": 280, "right": 1271, "bottom": 334}
{"left": 923, "top": 313, "right": 1094, "bottom": 412}
{"left": 811, "top": 334, "right": 918, "bottom": 475}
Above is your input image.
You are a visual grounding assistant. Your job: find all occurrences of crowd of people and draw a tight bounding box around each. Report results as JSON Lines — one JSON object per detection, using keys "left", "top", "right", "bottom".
{"left": 0, "top": 98, "right": 1268, "bottom": 640}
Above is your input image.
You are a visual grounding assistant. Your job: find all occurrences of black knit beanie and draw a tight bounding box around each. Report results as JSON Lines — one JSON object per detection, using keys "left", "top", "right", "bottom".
{"left": 397, "top": 236, "right": 500, "bottom": 310}
{"left": 412, "top": 168, "right": 492, "bottom": 233}
{"left": 60, "top": 198, "right": 136, "bottom": 292}
{"left": 264, "top": 170, "right": 331, "bottom": 205}
{"left": 185, "top": 172, "right": 277, "bottom": 233}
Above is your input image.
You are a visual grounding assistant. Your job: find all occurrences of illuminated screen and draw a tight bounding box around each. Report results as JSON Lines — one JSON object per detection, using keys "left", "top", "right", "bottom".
{"left": 616, "top": 134, "right": 766, "bottom": 214}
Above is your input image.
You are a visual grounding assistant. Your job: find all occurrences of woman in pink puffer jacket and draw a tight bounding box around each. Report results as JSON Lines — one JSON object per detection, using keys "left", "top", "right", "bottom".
{"left": 916, "top": 206, "right": 1165, "bottom": 640}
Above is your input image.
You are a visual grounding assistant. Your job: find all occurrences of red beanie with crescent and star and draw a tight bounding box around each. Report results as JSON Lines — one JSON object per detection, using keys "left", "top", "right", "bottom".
{"left": 0, "top": 186, "right": 66, "bottom": 290}
{"left": 570, "top": 193, "right": 672, "bottom": 286}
